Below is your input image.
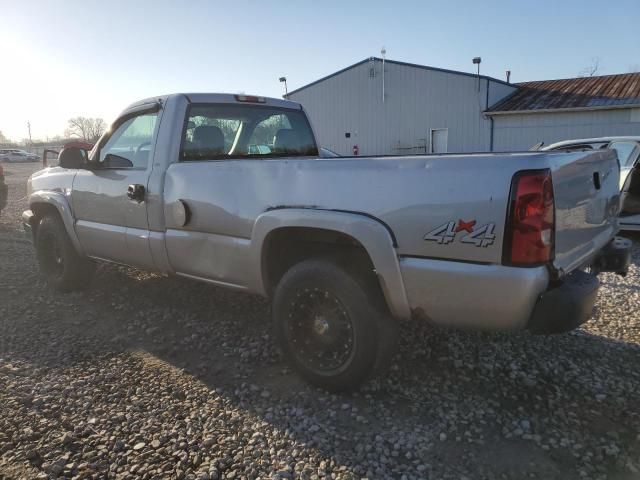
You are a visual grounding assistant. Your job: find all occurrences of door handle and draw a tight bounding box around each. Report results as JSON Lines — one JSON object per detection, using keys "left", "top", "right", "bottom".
{"left": 593, "top": 172, "right": 601, "bottom": 190}
{"left": 127, "top": 184, "right": 145, "bottom": 202}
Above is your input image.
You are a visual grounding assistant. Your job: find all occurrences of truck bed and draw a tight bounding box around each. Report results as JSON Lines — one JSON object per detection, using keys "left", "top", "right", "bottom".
{"left": 163, "top": 149, "right": 619, "bottom": 276}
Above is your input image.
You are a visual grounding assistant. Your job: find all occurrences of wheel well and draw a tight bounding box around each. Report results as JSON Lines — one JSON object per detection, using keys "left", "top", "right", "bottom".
{"left": 30, "top": 203, "right": 61, "bottom": 237}
{"left": 261, "top": 227, "right": 379, "bottom": 297}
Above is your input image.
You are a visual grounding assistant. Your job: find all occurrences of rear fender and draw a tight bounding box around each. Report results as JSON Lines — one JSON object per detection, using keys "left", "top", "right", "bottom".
{"left": 29, "top": 191, "right": 84, "bottom": 254}
{"left": 250, "top": 208, "right": 411, "bottom": 319}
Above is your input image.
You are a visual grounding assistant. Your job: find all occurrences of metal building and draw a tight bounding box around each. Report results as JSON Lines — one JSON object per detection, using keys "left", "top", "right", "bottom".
{"left": 287, "top": 59, "right": 640, "bottom": 155}
{"left": 286, "top": 57, "right": 516, "bottom": 156}
{"left": 486, "top": 73, "right": 640, "bottom": 150}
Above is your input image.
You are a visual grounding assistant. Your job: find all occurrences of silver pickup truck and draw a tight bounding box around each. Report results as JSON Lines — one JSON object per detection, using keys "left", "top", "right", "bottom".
{"left": 23, "top": 93, "right": 631, "bottom": 391}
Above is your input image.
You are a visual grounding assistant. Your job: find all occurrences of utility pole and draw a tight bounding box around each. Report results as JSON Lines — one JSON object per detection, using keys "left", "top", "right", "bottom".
{"left": 27, "top": 121, "right": 32, "bottom": 146}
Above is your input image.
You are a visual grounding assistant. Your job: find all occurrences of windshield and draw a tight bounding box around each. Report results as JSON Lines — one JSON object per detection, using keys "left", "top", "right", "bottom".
{"left": 181, "top": 104, "right": 318, "bottom": 160}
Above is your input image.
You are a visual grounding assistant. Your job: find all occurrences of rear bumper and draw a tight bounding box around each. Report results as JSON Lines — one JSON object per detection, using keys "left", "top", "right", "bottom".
{"left": 400, "top": 236, "right": 632, "bottom": 334}
{"left": 400, "top": 257, "right": 549, "bottom": 331}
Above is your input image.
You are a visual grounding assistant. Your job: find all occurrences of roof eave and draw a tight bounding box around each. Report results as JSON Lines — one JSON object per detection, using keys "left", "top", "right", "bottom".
{"left": 287, "top": 57, "right": 515, "bottom": 98}
{"left": 485, "top": 103, "right": 640, "bottom": 116}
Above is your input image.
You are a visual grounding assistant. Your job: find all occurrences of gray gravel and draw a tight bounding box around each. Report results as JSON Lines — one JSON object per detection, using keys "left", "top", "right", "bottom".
{"left": 1, "top": 162, "right": 639, "bottom": 480}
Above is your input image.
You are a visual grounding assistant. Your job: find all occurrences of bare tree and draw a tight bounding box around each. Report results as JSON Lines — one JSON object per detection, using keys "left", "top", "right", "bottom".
{"left": 89, "top": 118, "right": 107, "bottom": 141}
{"left": 579, "top": 57, "right": 601, "bottom": 77}
{"left": 65, "top": 117, "right": 107, "bottom": 142}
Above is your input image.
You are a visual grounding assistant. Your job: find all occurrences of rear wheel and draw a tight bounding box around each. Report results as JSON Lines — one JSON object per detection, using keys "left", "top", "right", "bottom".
{"left": 272, "top": 258, "right": 397, "bottom": 392}
{"left": 35, "top": 214, "right": 95, "bottom": 292}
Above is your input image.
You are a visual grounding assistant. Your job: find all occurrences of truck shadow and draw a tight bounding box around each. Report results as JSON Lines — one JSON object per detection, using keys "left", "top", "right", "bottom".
{"left": 1, "top": 232, "right": 639, "bottom": 478}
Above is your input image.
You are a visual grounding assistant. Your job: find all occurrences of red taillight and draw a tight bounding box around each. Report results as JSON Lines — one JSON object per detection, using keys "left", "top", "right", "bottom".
{"left": 503, "top": 169, "right": 555, "bottom": 266}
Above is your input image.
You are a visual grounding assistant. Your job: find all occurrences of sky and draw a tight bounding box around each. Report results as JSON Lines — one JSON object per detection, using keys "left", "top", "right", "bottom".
{"left": 1, "top": 0, "right": 639, "bottom": 142}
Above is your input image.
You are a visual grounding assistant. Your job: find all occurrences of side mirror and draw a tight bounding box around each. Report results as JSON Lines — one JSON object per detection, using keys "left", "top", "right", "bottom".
{"left": 103, "top": 154, "right": 134, "bottom": 168}
{"left": 59, "top": 146, "right": 89, "bottom": 169}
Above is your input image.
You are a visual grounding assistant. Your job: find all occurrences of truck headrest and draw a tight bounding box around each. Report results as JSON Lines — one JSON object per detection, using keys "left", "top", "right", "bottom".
{"left": 193, "top": 125, "right": 224, "bottom": 153}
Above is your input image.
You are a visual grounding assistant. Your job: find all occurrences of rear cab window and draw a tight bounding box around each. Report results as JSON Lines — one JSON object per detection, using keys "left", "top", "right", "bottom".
{"left": 181, "top": 103, "right": 318, "bottom": 161}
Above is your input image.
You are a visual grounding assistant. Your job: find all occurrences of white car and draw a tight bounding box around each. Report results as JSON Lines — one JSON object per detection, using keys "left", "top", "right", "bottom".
{"left": 0, "top": 149, "right": 40, "bottom": 163}
{"left": 543, "top": 137, "right": 640, "bottom": 231}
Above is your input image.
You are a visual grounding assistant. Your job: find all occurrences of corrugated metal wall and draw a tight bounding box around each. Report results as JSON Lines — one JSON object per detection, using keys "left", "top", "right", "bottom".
{"left": 289, "top": 59, "right": 516, "bottom": 155}
{"left": 492, "top": 108, "right": 640, "bottom": 151}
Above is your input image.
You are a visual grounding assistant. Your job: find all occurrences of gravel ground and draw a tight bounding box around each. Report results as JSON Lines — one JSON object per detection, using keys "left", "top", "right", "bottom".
{"left": 0, "top": 162, "right": 639, "bottom": 480}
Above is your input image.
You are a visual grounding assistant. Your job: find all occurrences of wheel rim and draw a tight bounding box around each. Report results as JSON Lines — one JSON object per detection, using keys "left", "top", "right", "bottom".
{"left": 41, "top": 232, "right": 64, "bottom": 277}
{"left": 286, "top": 288, "right": 355, "bottom": 374}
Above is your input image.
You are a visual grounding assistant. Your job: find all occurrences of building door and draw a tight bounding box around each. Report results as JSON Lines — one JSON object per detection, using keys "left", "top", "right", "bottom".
{"left": 430, "top": 128, "right": 448, "bottom": 153}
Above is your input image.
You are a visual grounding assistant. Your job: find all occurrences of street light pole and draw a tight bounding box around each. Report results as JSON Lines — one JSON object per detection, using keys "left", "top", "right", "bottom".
{"left": 279, "top": 76, "right": 288, "bottom": 97}
{"left": 472, "top": 57, "right": 482, "bottom": 92}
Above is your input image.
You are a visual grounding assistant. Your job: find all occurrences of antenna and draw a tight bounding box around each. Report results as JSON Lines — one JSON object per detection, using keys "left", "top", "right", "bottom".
{"left": 381, "top": 47, "right": 386, "bottom": 103}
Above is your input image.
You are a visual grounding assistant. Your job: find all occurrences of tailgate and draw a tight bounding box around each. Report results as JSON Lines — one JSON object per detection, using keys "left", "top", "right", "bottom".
{"left": 549, "top": 150, "right": 620, "bottom": 274}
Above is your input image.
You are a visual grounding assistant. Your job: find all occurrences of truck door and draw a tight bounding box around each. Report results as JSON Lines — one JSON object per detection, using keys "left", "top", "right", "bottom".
{"left": 612, "top": 140, "right": 640, "bottom": 215}
{"left": 71, "top": 108, "right": 160, "bottom": 269}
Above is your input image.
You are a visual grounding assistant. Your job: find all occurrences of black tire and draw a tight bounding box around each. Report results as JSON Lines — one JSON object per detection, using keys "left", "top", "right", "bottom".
{"left": 35, "top": 214, "right": 95, "bottom": 292}
{"left": 272, "top": 258, "right": 397, "bottom": 392}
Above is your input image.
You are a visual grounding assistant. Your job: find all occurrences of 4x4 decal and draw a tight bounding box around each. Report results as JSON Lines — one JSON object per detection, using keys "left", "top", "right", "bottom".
{"left": 424, "top": 219, "right": 496, "bottom": 247}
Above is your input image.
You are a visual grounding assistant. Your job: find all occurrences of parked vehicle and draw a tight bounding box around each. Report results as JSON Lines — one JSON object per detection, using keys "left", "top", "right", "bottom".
{"left": 22, "top": 93, "right": 631, "bottom": 391}
{"left": 0, "top": 149, "right": 40, "bottom": 163}
{"left": 543, "top": 137, "right": 640, "bottom": 231}
{"left": 0, "top": 164, "right": 7, "bottom": 215}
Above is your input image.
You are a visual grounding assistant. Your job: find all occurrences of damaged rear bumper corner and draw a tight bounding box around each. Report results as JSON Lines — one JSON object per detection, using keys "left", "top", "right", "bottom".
{"left": 528, "top": 236, "right": 633, "bottom": 334}
{"left": 527, "top": 270, "right": 599, "bottom": 334}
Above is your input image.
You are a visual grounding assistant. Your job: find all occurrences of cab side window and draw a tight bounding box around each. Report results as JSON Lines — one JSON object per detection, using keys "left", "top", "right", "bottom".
{"left": 99, "top": 113, "right": 158, "bottom": 169}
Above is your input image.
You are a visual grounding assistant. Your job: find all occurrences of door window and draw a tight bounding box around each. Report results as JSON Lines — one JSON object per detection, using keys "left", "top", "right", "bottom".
{"left": 99, "top": 113, "right": 158, "bottom": 169}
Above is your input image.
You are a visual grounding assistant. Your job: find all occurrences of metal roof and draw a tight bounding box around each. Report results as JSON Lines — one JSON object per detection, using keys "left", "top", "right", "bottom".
{"left": 286, "top": 57, "right": 514, "bottom": 97}
{"left": 487, "top": 72, "right": 640, "bottom": 114}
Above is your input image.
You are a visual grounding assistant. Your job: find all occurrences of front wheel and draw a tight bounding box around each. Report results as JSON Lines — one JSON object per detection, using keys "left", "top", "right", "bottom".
{"left": 35, "top": 214, "right": 95, "bottom": 292}
{"left": 272, "top": 258, "right": 397, "bottom": 392}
